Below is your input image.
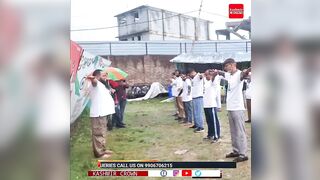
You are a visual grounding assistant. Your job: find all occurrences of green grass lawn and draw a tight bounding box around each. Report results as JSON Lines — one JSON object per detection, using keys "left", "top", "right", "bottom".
{"left": 71, "top": 97, "right": 251, "bottom": 180}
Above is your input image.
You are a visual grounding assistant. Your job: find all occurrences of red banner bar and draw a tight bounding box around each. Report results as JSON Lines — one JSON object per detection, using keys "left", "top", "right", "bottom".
{"left": 70, "top": 40, "right": 83, "bottom": 80}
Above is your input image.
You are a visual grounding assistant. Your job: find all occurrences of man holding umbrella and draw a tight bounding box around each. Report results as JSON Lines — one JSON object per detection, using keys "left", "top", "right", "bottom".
{"left": 104, "top": 67, "right": 129, "bottom": 128}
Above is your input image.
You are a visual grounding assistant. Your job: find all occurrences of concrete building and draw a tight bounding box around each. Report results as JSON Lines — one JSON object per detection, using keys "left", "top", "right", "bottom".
{"left": 216, "top": 17, "right": 251, "bottom": 40}
{"left": 115, "top": 5, "right": 212, "bottom": 41}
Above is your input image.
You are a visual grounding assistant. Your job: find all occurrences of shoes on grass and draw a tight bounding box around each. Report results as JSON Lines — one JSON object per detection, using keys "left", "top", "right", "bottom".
{"left": 194, "top": 127, "right": 204, "bottom": 133}
{"left": 211, "top": 138, "right": 219, "bottom": 143}
{"left": 226, "top": 152, "right": 240, "bottom": 158}
{"left": 203, "top": 136, "right": 213, "bottom": 141}
{"left": 233, "top": 155, "right": 249, "bottom": 162}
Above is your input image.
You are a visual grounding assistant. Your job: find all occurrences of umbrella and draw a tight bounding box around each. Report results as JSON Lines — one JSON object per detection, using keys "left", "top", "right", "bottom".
{"left": 104, "top": 67, "right": 128, "bottom": 81}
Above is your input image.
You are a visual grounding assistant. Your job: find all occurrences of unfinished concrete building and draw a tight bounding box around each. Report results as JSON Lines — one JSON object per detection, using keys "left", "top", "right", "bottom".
{"left": 115, "top": 5, "right": 212, "bottom": 41}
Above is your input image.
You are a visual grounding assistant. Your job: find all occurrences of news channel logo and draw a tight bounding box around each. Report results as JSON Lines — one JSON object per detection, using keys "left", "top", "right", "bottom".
{"left": 160, "top": 170, "right": 167, "bottom": 177}
{"left": 195, "top": 170, "right": 202, "bottom": 177}
{"left": 173, "top": 170, "right": 180, "bottom": 177}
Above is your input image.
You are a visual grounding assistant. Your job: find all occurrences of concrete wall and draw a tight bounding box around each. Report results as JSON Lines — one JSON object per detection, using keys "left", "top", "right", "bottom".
{"left": 164, "top": 12, "right": 180, "bottom": 37}
{"left": 148, "top": 9, "right": 163, "bottom": 38}
{"left": 196, "top": 20, "right": 210, "bottom": 40}
{"left": 180, "top": 16, "right": 195, "bottom": 40}
{"left": 148, "top": 9, "right": 210, "bottom": 40}
{"left": 117, "top": 7, "right": 210, "bottom": 41}
{"left": 118, "top": 7, "right": 149, "bottom": 38}
{"left": 148, "top": 33, "right": 182, "bottom": 40}
{"left": 105, "top": 55, "right": 177, "bottom": 86}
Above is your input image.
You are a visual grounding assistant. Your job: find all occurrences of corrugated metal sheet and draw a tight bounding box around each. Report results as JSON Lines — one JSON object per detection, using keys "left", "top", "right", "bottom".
{"left": 170, "top": 52, "right": 251, "bottom": 64}
{"left": 77, "top": 40, "right": 251, "bottom": 56}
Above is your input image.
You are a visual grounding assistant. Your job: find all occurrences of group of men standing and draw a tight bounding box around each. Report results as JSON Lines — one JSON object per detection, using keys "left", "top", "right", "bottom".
{"left": 171, "top": 58, "right": 251, "bottom": 162}
{"left": 85, "top": 58, "right": 251, "bottom": 162}
{"left": 171, "top": 69, "right": 222, "bottom": 140}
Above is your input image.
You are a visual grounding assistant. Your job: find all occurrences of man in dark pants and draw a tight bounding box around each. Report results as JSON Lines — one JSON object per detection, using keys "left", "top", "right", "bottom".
{"left": 103, "top": 79, "right": 123, "bottom": 130}
{"left": 181, "top": 73, "right": 193, "bottom": 125}
{"left": 116, "top": 79, "right": 129, "bottom": 127}
{"left": 112, "top": 93, "right": 124, "bottom": 128}
{"left": 203, "top": 70, "right": 221, "bottom": 143}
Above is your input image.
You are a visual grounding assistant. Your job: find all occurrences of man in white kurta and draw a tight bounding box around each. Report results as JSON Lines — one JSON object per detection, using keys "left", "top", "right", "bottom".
{"left": 87, "top": 69, "right": 115, "bottom": 159}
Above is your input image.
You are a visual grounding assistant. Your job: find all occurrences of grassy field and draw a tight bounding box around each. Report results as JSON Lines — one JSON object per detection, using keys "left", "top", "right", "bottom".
{"left": 71, "top": 97, "right": 251, "bottom": 180}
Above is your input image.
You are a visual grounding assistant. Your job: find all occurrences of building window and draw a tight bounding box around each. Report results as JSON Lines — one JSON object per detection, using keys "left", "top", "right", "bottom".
{"left": 137, "top": 36, "right": 141, "bottom": 41}
{"left": 119, "top": 17, "right": 126, "bottom": 25}
{"left": 133, "top": 12, "right": 139, "bottom": 22}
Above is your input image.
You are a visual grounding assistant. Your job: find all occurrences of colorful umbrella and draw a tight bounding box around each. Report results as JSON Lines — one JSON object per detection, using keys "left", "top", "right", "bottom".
{"left": 104, "top": 67, "right": 128, "bottom": 81}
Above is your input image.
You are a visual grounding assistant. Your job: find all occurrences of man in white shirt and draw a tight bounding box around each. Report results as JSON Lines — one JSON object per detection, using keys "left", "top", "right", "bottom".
{"left": 187, "top": 68, "right": 205, "bottom": 133}
{"left": 215, "top": 58, "right": 251, "bottom": 162}
{"left": 181, "top": 74, "right": 193, "bottom": 125}
{"left": 172, "top": 70, "right": 185, "bottom": 121}
{"left": 213, "top": 74, "right": 223, "bottom": 131}
{"left": 86, "top": 69, "right": 115, "bottom": 159}
{"left": 172, "top": 70, "right": 185, "bottom": 120}
{"left": 213, "top": 75, "right": 223, "bottom": 112}
{"left": 245, "top": 73, "right": 252, "bottom": 123}
{"left": 203, "top": 70, "right": 221, "bottom": 143}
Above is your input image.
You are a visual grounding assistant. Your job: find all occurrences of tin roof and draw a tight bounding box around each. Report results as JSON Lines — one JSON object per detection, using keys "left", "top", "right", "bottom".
{"left": 77, "top": 40, "right": 251, "bottom": 56}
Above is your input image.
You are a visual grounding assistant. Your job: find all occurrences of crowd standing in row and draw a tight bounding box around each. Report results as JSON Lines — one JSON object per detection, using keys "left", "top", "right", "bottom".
{"left": 85, "top": 58, "right": 251, "bottom": 162}
{"left": 170, "top": 58, "right": 251, "bottom": 162}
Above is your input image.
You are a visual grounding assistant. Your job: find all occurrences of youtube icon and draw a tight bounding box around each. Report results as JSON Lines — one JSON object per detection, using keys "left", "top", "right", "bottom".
{"left": 182, "top": 170, "right": 192, "bottom": 176}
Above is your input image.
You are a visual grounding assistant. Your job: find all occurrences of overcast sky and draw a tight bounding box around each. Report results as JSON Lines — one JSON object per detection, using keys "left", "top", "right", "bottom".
{"left": 71, "top": 0, "right": 251, "bottom": 41}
